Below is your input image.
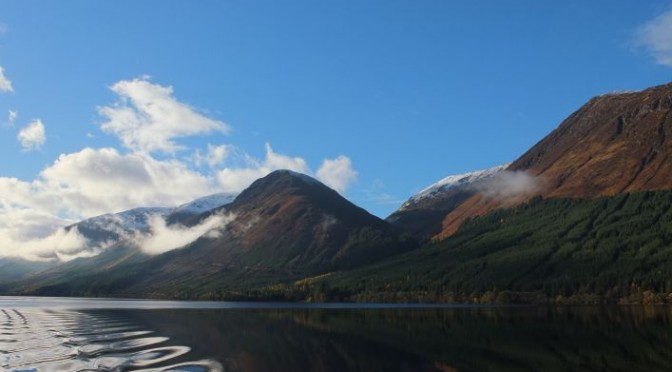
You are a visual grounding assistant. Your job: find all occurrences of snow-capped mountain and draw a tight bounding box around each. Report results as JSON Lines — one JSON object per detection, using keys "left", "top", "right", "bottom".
{"left": 79, "top": 207, "right": 171, "bottom": 233}
{"left": 173, "top": 192, "right": 237, "bottom": 215}
{"left": 386, "top": 164, "right": 509, "bottom": 239}
{"left": 400, "top": 164, "right": 509, "bottom": 211}
{"left": 73, "top": 192, "right": 238, "bottom": 242}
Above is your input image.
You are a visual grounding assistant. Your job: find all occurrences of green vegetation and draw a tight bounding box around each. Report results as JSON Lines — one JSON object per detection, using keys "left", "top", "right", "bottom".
{"left": 5, "top": 189, "right": 672, "bottom": 304}
{"left": 318, "top": 191, "right": 672, "bottom": 304}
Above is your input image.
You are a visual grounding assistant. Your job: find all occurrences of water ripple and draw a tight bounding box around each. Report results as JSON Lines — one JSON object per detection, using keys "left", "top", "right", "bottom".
{"left": 0, "top": 308, "right": 223, "bottom": 372}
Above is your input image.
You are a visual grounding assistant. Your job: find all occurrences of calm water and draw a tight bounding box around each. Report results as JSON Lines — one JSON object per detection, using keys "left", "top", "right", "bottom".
{"left": 1, "top": 297, "right": 672, "bottom": 371}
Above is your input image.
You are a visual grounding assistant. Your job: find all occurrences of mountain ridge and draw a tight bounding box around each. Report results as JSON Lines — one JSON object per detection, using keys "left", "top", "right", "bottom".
{"left": 387, "top": 164, "right": 508, "bottom": 239}
{"left": 2, "top": 170, "right": 417, "bottom": 299}
{"left": 3, "top": 81, "right": 672, "bottom": 304}
{"left": 434, "top": 81, "right": 672, "bottom": 238}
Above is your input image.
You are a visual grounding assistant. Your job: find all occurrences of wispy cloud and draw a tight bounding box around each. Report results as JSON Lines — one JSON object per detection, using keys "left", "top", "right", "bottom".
{"left": 193, "top": 143, "right": 232, "bottom": 168}
{"left": 98, "top": 77, "right": 231, "bottom": 154}
{"left": 136, "top": 213, "right": 235, "bottom": 255}
{"left": 635, "top": 8, "right": 672, "bottom": 67}
{"left": 8, "top": 110, "right": 17, "bottom": 125}
{"left": 0, "top": 65, "right": 13, "bottom": 92}
{"left": 471, "top": 170, "right": 542, "bottom": 200}
{"left": 17, "top": 119, "right": 46, "bottom": 151}
{"left": 361, "top": 179, "right": 404, "bottom": 207}
{"left": 0, "top": 209, "right": 109, "bottom": 262}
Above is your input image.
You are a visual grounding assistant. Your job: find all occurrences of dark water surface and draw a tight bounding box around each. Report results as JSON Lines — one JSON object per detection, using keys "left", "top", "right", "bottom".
{"left": 1, "top": 297, "right": 671, "bottom": 371}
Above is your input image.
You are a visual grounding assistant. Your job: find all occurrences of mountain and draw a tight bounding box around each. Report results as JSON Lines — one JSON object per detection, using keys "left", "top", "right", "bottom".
{"left": 71, "top": 192, "right": 236, "bottom": 243}
{"left": 73, "top": 207, "right": 172, "bottom": 243}
{"left": 308, "top": 81, "right": 672, "bottom": 304}
{"left": 5, "top": 82, "right": 672, "bottom": 304}
{"left": 166, "top": 192, "right": 237, "bottom": 224}
{"left": 220, "top": 170, "right": 414, "bottom": 270}
{"left": 392, "top": 82, "right": 672, "bottom": 239}
{"left": 321, "top": 190, "right": 672, "bottom": 304}
{"left": 0, "top": 258, "right": 56, "bottom": 282}
{"left": 4, "top": 170, "right": 416, "bottom": 299}
{"left": 387, "top": 164, "right": 508, "bottom": 239}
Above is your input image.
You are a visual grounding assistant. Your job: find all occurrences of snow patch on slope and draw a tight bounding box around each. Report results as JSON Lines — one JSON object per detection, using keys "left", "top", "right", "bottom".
{"left": 174, "top": 192, "right": 237, "bottom": 215}
{"left": 401, "top": 164, "right": 510, "bottom": 210}
{"left": 76, "top": 193, "right": 238, "bottom": 241}
{"left": 81, "top": 207, "right": 172, "bottom": 234}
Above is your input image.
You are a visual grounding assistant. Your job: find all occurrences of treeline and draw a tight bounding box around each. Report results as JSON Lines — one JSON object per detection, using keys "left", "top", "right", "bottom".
{"left": 13, "top": 190, "right": 672, "bottom": 304}
{"left": 310, "top": 191, "right": 672, "bottom": 304}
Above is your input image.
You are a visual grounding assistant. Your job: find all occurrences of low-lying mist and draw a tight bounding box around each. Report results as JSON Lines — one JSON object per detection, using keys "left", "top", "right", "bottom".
{"left": 134, "top": 213, "right": 236, "bottom": 255}
{"left": 0, "top": 212, "right": 236, "bottom": 262}
{"left": 471, "top": 170, "right": 543, "bottom": 200}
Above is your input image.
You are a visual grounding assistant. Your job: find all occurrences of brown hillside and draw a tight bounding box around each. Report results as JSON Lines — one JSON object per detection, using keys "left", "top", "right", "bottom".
{"left": 438, "top": 82, "right": 672, "bottom": 238}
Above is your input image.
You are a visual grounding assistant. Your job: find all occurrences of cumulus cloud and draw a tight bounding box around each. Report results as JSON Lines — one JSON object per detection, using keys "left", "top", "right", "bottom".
{"left": 316, "top": 155, "right": 357, "bottom": 193}
{"left": 193, "top": 144, "right": 231, "bottom": 168}
{"left": 136, "top": 213, "right": 235, "bottom": 255}
{"left": 216, "top": 143, "right": 310, "bottom": 192}
{"left": 636, "top": 8, "right": 672, "bottom": 67}
{"left": 98, "top": 77, "right": 231, "bottom": 154}
{"left": 1, "top": 76, "right": 358, "bottom": 262}
{"left": 2, "top": 147, "right": 217, "bottom": 219}
{"left": 17, "top": 119, "right": 46, "bottom": 151}
{"left": 215, "top": 143, "right": 357, "bottom": 194}
{"left": 471, "top": 170, "right": 541, "bottom": 200}
{"left": 0, "top": 65, "right": 12, "bottom": 92}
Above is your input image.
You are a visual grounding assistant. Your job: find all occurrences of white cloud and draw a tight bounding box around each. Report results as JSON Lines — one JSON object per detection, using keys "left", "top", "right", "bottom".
{"left": 0, "top": 24, "right": 7, "bottom": 34}
{"left": 316, "top": 155, "right": 357, "bottom": 193}
{"left": 98, "top": 77, "right": 231, "bottom": 154}
{"left": 8, "top": 110, "right": 17, "bottom": 124}
{"left": 0, "top": 147, "right": 219, "bottom": 223}
{"left": 0, "top": 65, "right": 13, "bottom": 92}
{"left": 216, "top": 144, "right": 358, "bottom": 194}
{"left": 17, "top": 119, "right": 46, "bottom": 151}
{"left": 38, "top": 147, "right": 218, "bottom": 217}
{"left": 636, "top": 9, "right": 672, "bottom": 67}
{"left": 0, "top": 147, "right": 222, "bottom": 261}
{"left": 216, "top": 143, "right": 310, "bottom": 193}
{"left": 0, "top": 76, "right": 359, "bottom": 262}
{"left": 1, "top": 142, "right": 357, "bottom": 261}
{"left": 137, "top": 213, "right": 235, "bottom": 255}
{"left": 0, "top": 209, "right": 104, "bottom": 262}
{"left": 193, "top": 143, "right": 231, "bottom": 168}
{"left": 472, "top": 170, "right": 541, "bottom": 200}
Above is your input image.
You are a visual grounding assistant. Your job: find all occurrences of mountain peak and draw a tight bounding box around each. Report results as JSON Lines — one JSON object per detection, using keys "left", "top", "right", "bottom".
{"left": 266, "top": 169, "right": 322, "bottom": 184}
{"left": 232, "top": 170, "right": 329, "bottom": 206}
{"left": 386, "top": 164, "right": 508, "bottom": 239}
{"left": 400, "top": 164, "right": 510, "bottom": 211}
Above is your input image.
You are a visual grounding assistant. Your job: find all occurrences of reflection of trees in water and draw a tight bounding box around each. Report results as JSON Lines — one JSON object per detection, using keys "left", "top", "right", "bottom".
{"left": 95, "top": 306, "right": 672, "bottom": 372}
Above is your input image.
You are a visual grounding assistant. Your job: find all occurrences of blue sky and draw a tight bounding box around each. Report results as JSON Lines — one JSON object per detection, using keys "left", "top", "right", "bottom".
{"left": 1, "top": 1, "right": 672, "bottom": 247}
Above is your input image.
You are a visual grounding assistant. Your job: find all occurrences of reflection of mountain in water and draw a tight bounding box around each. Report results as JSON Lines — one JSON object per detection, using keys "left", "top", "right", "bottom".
{"left": 107, "top": 306, "right": 672, "bottom": 372}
